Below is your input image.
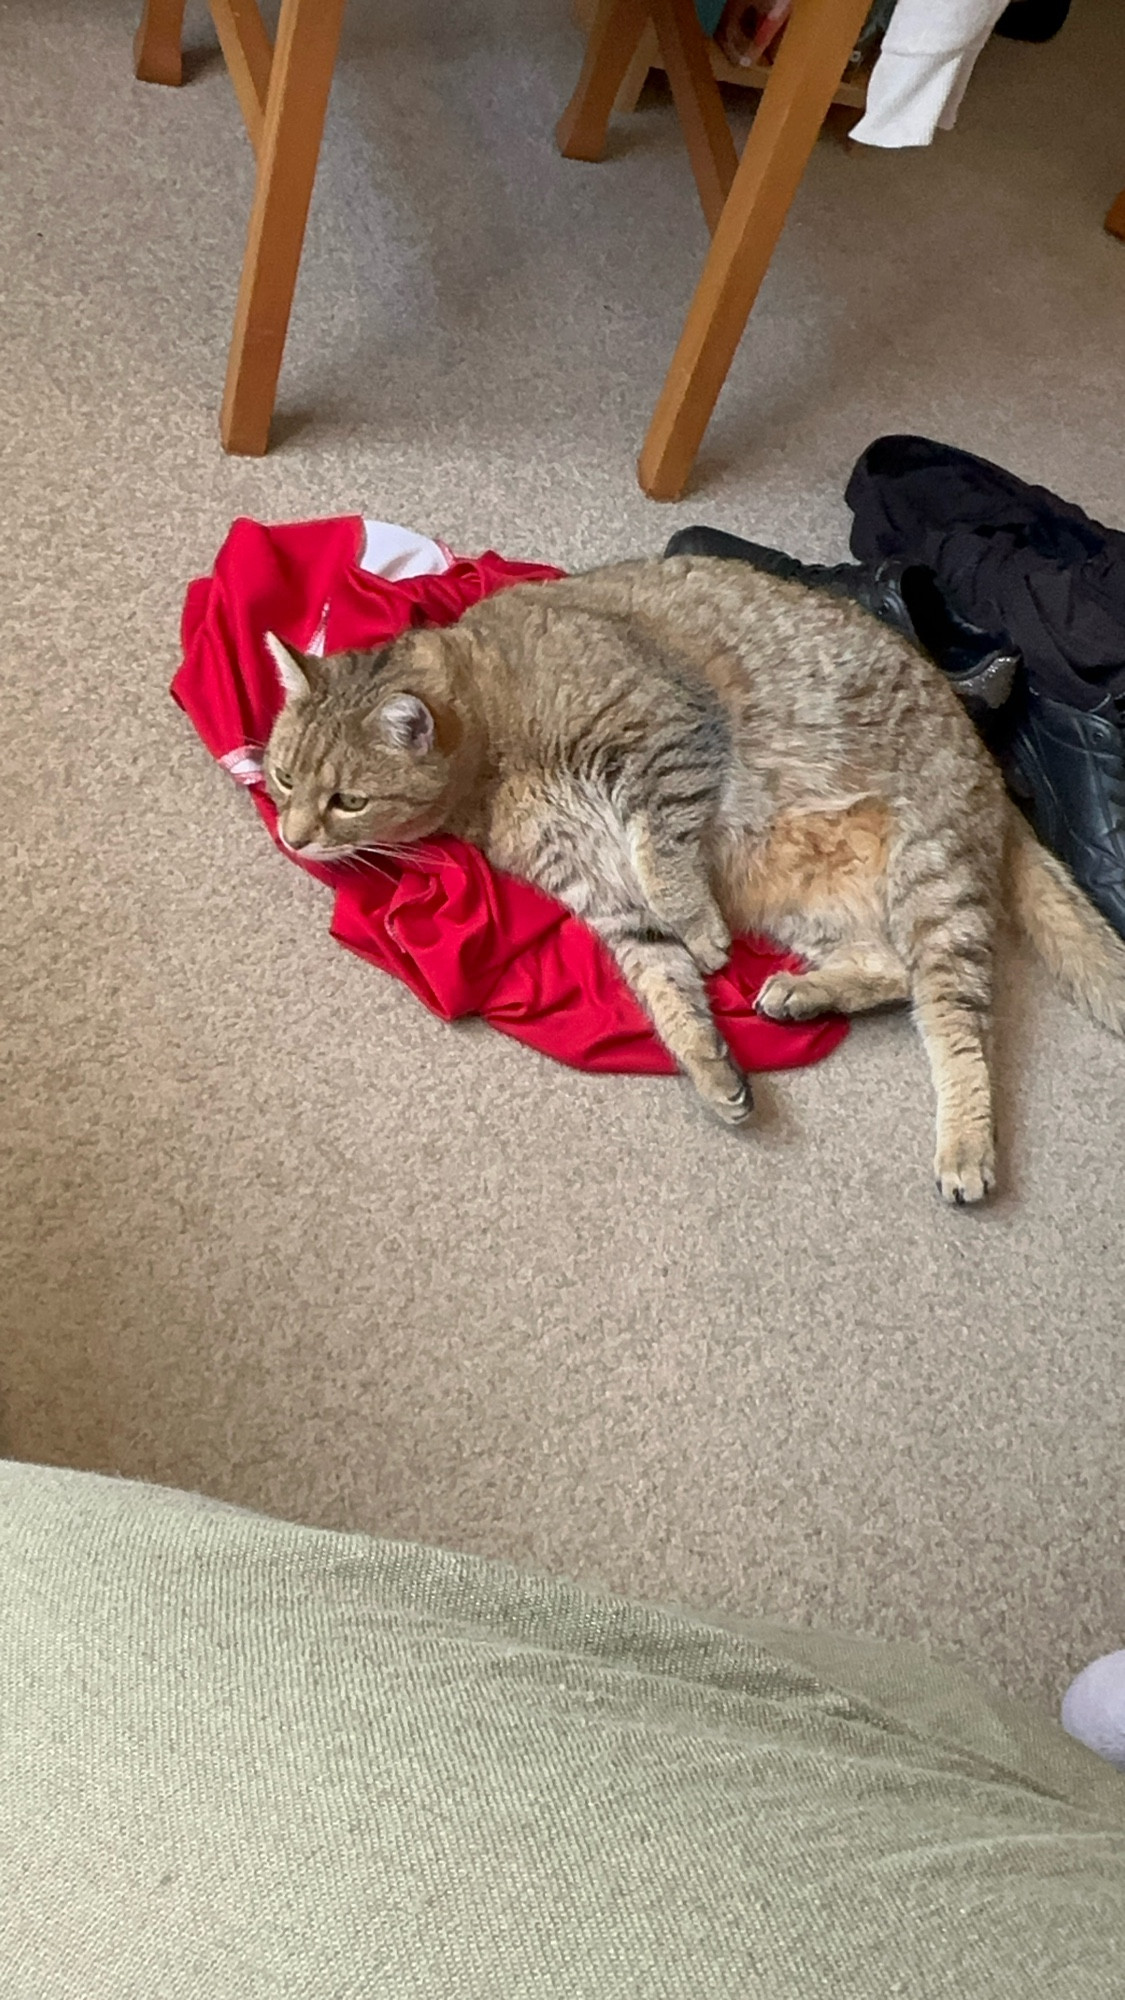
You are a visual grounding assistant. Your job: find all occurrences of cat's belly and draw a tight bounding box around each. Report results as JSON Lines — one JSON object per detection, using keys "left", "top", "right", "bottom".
{"left": 715, "top": 798, "right": 891, "bottom": 948}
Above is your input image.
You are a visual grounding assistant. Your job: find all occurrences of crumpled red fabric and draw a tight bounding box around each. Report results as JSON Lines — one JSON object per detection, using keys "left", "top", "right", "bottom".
{"left": 172, "top": 516, "right": 848, "bottom": 1076}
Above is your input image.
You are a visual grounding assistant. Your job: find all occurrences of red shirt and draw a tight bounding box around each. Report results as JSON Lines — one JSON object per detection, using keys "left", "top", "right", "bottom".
{"left": 172, "top": 515, "right": 847, "bottom": 1077}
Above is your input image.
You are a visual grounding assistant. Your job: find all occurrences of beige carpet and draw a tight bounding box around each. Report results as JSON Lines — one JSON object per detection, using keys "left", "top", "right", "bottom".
{"left": 3, "top": 0, "right": 1124, "bottom": 1710}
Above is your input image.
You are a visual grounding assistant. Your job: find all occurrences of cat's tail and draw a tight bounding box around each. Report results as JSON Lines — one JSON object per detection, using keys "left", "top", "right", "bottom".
{"left": 1005, "top": 807, "right": 1125, "bottom": 1035}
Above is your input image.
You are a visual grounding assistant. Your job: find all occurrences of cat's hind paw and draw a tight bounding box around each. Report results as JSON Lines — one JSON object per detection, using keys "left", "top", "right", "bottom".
{"left": 755, "top": 971, "right": 822, "bottom": 1021}
{"left": 934, "top": 1141, "right": 996, "bottom": 1206}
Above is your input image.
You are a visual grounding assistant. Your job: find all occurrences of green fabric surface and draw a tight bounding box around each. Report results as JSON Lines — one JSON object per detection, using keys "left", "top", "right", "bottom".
{"left": 2, "top": 1461, "right": 1123, "bottom": 1998}
{"left": 694, "top": 0, "right": 726, "bottom": 37}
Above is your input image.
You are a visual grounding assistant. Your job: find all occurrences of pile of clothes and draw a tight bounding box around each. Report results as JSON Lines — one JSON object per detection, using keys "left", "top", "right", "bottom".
{"left": 669, "top": 434, "right": 1125, "bottom": 939}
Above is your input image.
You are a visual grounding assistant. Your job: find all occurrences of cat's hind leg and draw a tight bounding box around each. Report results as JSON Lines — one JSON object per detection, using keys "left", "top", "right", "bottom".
{"left": 756, "top": 941, "right": 910, "bottom": 1022}
{"left": 910, "top": 958, "right": 997, "bottom": 1205}
{"left": 886, "top": 819, "right": 1000, "bottom": 1206}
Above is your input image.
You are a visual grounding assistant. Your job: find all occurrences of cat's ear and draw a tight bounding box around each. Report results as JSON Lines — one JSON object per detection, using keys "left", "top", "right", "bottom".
{"left": 264, "top": 631, "right": 318, "bottom": 702}
{"left": 378, "top": 692, "right": 435, "bottom": 757}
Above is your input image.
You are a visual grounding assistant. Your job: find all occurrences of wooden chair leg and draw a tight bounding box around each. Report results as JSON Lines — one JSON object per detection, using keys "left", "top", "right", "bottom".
{"left": 637, "top": 0, "right": 871, "bottom": 499}
{"left": 133, "top": 0, "right": 186, "bottom": 87}
{"left": 557, "top": 0, "right": 651, "bottom": 161}
{"left": 561, "top": 0, "right": 733, "bottom": 228}
{"left": 209, "top": 0, "right": 274, "bottom": 155}
{"left": 1106, "top": 190, "right": 1125, "bottom": 242}
{"left": 219, "top": 0, "right": 349, "bottom": 455}
{"left": 650, "top": 0, "right": 736, "bottom": 234}
{"left": 616, "top": 19, "right": 658, "bottom": 114}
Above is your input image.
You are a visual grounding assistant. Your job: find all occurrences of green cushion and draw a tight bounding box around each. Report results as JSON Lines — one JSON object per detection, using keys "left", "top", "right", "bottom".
{"left": 2, "top": 1460, "right": 1123, "bottom": 1997}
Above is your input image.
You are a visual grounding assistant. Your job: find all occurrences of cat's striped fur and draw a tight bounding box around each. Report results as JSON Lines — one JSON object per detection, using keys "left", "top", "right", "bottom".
{"left": 263, "top": 555, "right": 1125, "bottom": 1202}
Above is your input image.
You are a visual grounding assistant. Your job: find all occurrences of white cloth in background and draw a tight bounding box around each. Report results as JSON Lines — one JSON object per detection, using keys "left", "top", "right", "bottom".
{"left": 303, "top": 520, "right": 454, "bottom": 658}
{"left": 358, "top": 518, "right": 453, "bottom": 580}
{"left": 850, "top": 0, "right": 1012, "bottom": 149}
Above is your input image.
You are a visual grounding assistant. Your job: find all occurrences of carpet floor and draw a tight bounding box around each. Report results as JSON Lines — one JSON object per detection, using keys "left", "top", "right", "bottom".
{"left": 3, "top": 0, "right": 1124, "bottom": 1708}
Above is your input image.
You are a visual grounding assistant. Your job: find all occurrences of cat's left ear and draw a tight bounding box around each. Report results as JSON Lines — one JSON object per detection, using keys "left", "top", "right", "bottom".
{"left": 264, "top": 631, "right": 319, "bottom": 702}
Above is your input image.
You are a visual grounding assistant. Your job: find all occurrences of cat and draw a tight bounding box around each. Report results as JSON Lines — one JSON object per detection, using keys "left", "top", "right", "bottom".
{"left": 261, "top": 554, "right": 1125, "bottom": 1203}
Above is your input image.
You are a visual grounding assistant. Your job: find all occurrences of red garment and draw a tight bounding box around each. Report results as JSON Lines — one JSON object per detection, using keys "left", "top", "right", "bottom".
{"left": 172, "top": 516, "right": 848, "bottom": 1076}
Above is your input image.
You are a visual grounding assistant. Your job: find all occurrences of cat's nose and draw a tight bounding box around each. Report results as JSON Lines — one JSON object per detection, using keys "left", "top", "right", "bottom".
{"left": 280, "top": 812, "right": 317, "bottom": 852}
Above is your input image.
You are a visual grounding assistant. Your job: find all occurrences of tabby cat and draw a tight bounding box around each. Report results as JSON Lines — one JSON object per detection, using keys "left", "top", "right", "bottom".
{"left": 262, "top": 555, "right": 1125, "bottom": 1202}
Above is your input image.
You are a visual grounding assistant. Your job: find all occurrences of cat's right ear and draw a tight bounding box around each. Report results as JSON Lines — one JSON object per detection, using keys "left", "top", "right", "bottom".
{"left": 378, "top": 693, "right": 436, "bottom": 757}
{"left": 264, "top": 632, "right": 317, "bottom": 703}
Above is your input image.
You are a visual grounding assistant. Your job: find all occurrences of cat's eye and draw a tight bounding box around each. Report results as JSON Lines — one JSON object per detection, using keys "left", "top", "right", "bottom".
{"left": 272, "top": 765, "right": 293, "bottom": 791}
{"left": 332, "top": 792, "right": 370, "bottom": 814}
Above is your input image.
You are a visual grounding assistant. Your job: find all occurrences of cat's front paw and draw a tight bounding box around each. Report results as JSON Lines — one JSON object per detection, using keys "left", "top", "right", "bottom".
{"left": 683, "top": 911, "right": 732, "bottom": 976}
{"left": 694, "top": 1057, "right": 754, "bottom": 1127}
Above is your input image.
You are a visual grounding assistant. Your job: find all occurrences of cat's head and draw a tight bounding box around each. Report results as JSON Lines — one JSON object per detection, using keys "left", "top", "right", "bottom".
{"left": 261, "top": 631, "right": 464, "bottom": 860}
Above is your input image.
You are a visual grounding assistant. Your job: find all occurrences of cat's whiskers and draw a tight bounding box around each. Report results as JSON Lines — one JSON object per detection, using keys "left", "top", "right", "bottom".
{"left": 345, "top": 852, "right": 396, "bottom": 878}
{"left": 355, "top": 839, "right": 448, "bottom": 870}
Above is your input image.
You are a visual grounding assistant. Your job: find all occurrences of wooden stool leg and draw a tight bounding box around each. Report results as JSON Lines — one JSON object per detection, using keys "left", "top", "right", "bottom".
{"left": 133, "top": 0, "right": 186, "bottom": 87}
{"left": 637, "top": 0, "right": 871, "bottom": 499}
{"left": 1106, "top": 190, "right": 1125, "bottom": 242}
{"left": 219, "top": 0, "right": 349, "bottom": 455}
{"left": 557, "top": 0, "right": 651, "bottom": 161}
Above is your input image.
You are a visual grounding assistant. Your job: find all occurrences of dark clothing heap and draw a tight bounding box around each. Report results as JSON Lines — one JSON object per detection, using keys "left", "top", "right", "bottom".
{"left": 666, "top": 434, "right": 1125, "bottom": 939}
{"left": 846, "top": 435, "right": 1125, "bottom": 716}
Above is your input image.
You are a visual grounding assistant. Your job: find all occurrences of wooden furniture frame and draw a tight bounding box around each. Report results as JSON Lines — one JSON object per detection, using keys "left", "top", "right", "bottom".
{"left": 572, "top": 0, "right": 870, "bottom": 120}
{"left": 135, "top": 3, "right": 1122, "bottom": 484}
{"left": 134, "top": 0, "right": 348, "bottom": 454}
{"left": 558, "top": 0, "right": 872, "bottom": 498}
